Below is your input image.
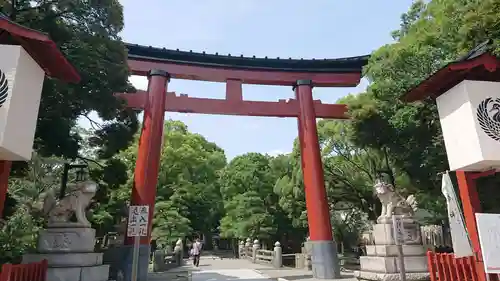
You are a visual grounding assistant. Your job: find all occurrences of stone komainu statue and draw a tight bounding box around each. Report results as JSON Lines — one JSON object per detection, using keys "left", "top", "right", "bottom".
{"left": 373, "top": 178, "right": 418, "bottom": 223}
{"left": 42, "top": 181, "right": 97, "bottom": 228}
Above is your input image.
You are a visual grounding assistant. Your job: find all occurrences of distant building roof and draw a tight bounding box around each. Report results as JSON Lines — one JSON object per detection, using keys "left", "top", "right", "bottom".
{"left": 0, "top": 13, "right": 80, "bottom": 83}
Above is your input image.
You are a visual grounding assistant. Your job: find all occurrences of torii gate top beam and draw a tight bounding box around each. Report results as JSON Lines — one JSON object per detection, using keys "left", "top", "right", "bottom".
{"left": 126, "top": 43, "right": 369, "bottom": 87}
{"left": 119, "top": 44, "right": 369, "bottom": 119}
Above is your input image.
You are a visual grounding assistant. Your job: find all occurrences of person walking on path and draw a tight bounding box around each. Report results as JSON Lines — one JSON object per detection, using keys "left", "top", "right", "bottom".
{"left": 191, "top": 238, "right": 203, "bottom": 267}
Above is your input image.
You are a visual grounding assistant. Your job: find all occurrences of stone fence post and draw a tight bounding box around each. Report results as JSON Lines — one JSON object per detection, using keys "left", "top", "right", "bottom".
{"left": 252, "top": 239, "right": 260, "bottom": 263}
{"left": 303, "top": 240, "right": 312, "bottom": 270}
{"left": 273, "top": 241, "right": 282, "bottom": 268}
{"left": 173, "top": 239, "right": 183, "bottom": 265}
{"left": 238, "top": 240, "right": 245, "bottom": 258}
{"left": 153, "top": 249, "right": 165, "bottom": 272}
{"left": 245, "top": 238, "right": 251, "bottom": 258}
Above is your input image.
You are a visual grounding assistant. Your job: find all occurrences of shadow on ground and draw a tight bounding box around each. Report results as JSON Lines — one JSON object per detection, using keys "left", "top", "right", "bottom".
{"left": 149, "top": 268, "right": 274, "bottom": 281}
{"left": 254, "top": 267, "right": 355, "bottom": 281}
{"left": 204, "top": 250, "right": 239, "bottom": 260}
{"left": 148, "top": 254, "right": 356, "bottom": 281}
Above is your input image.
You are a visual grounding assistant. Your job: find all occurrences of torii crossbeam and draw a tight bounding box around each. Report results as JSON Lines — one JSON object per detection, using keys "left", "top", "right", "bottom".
{"left": 115, "top": 88, "right": 349, "bottom": 118}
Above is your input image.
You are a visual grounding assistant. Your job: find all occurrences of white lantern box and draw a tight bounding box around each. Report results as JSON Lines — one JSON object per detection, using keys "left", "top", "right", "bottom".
{"left": 0, "top": 44, "right": 45, "bottom": 161}
{"left": 437, "top": 80, "right": 500, "bottom": 171}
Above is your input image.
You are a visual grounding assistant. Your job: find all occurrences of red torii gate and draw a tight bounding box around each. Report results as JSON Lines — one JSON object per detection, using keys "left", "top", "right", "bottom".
{"left": 0, "top": 14, "right": 80, "bottom": 219}
{"left": 116, "top": 43, "right": 368, "bottom": 280}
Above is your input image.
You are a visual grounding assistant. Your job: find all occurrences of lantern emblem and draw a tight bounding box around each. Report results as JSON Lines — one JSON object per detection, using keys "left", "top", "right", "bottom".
{"left": 0, "top": 69, "right": 8, "bottom": 108}
{"left": 477, "top": 97, "right": 500, "bottom": 142}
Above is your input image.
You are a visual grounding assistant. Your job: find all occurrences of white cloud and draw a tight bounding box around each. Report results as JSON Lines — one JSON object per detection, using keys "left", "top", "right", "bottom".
{"left": 77, "top": 76, "right": 148, "bottom": 130}
{"left": 267, "top": 149, "right": 289, "bottom": 157}
{"left": 129, "top": 76, "right": 148, "bottom": 91}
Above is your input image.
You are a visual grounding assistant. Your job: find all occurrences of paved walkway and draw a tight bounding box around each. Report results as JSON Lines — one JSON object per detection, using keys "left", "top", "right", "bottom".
{"left": 149, "top": 255, "right": 356, "bottom": 281}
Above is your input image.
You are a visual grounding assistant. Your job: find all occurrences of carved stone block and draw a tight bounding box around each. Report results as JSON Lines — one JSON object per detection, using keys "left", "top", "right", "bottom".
{"left": 37, "top": 228, "right": 95, "bottom": 253}
{"left": 365, "top": 245, "right": 426, "bottom": 257}
{"left": 373, "top": 223, "right": 421, "bottom": 245}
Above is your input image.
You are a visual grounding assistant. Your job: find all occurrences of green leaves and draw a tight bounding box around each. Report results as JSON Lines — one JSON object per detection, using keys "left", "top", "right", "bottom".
{"left": 110, "top": 120, "right": 227, "bottom": 243}
{"left": 341, "top": 0, "right": 500, "bottom": 221}
{"left": 219, "top": 153, "right": 278, "bottom": 239}
{"left": 0, "top": 209, "right": 41, "bottom": 264}
{"left": 152, "top": 201, "right": 192, "bottom": 246}
{"left": 220, "top": 191, "right": 274, "bottom": 239}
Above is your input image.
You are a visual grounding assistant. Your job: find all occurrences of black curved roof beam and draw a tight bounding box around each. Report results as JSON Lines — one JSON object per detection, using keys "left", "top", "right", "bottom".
{"left": 125, "top": 43, "right": 370, "bottom": 87}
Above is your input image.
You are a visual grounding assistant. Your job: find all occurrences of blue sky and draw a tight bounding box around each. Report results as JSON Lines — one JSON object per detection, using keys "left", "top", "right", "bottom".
{"left": 80, "top": 0, "right": 415, "bottom": 159}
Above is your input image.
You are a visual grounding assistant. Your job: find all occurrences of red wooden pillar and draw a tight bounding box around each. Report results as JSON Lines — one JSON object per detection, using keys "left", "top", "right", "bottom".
{"left": 295, "top": 93, "right": 307, "bottom": 187}
{"left": 125, "top": 70, "right": 169, "bottom": 246}
{"left": 456, "top": 171, "right": 487, "bottom": 281}
{"left": 296, "top": 118, "right": 307, "bottom": 177}
{"left": 295, "top": 80, "right": 340, "bottom": 279}
{"left": 0, "top": 160, "right": 12, "bottom": 218}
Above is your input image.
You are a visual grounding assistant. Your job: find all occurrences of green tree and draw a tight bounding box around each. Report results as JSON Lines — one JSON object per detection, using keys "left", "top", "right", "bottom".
{"left": 273, "top": 150, "right": 308, "bottom": 231}
{"left": 152, "top": 201, "right": 192, "bottom": 247}
{"left": 339, "top": 0, "right": 500, "bottom": 220}
{"left": 331, "top": 208, "right": 371, "bottom": 254}
{"left": 219, "top": 153, "right": 279, "bottom": 240}
{"left": 220, "top": 191, "right": 274, "bottom": 239}
{"left": 112, "top": 120, "right": 227, "bottom": 242}
{"left": 1, "top": 154, "right": 63, "bottom": 263}
{"left": 0, "top": 209, "right": 40, "bottom": 264}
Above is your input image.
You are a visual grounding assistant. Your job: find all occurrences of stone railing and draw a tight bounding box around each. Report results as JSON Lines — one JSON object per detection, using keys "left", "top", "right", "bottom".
{"left": 255, "top": 249, "right": 274, "bottom": 264}
{"left": 421, "top": 224, "right": 452, "bottom": 248}
{"left": 363, "top": 224, "right": 452, "bottom": 248}
{"left": 152, "top": 240, "right": 184, "bottom": 272}
{"left": 292, "top": 242, "right": 361, "bottom": 271}
{"left": 238, "top": 239, "right": 282, "bottom": 268}
{"left": 237, "top": 239, "right": 362, "bottom": 271}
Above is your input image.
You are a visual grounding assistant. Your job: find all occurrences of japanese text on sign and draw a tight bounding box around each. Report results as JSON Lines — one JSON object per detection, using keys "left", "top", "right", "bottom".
{"left": 476, "top": 213, "right": 500, "bottom": 273}
{"left": 392, "top": 215, "right": 405, "bottom": 245}
{"left": 127, "top": 205, "right": 149, "bottom": 237}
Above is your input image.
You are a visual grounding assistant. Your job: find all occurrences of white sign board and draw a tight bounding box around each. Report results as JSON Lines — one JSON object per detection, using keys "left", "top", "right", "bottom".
{"left": 441, "top": 172, "right": 473, "bottom": 257}
{"left": 392, "top": 215, "right": 405, "bottom": 245}
{"left": 127, "top": 205, "right": 149, "bottom": 237}
{"left": 475, "top": 213, "right": 500, "bottom": 274}
{"left": 437, "top": 80, "right": 500, "bottom": 171}
{"left": 0, "top": 45, "right": 45, "bottom": 161}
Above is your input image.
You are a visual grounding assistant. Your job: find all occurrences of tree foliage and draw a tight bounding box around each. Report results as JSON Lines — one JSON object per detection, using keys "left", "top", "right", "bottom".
{"left": 110, "top": 120, "right": 227, "bottom": 244}
{"left": 343, "top": 0, "right": 500, "bottom": 216}
{"left": 219, "top": 153, "right": 277, "bottom": 239}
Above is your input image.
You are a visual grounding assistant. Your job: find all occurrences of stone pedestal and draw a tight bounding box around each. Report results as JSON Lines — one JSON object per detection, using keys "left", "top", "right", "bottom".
{"left": 113, "top": 244, "right": 151, "bottom": 281}
{"left": 355, "top": 223, "right": 430, "bottom": 281}
{"left": 23, "top": 227, "right": 109, "bottom": 281}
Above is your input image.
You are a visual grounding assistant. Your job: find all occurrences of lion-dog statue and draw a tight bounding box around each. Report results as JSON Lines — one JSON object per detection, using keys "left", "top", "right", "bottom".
{"left": 42, "top": 181, "right": 97, "bottom": 228}
{"left": 373, "top": 178, "right": 418, "bottom": 223}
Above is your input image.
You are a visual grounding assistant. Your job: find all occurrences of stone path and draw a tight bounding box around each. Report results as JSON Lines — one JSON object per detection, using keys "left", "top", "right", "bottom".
{"left": 149, "top": 255, "right": 356, "bottom": 281}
